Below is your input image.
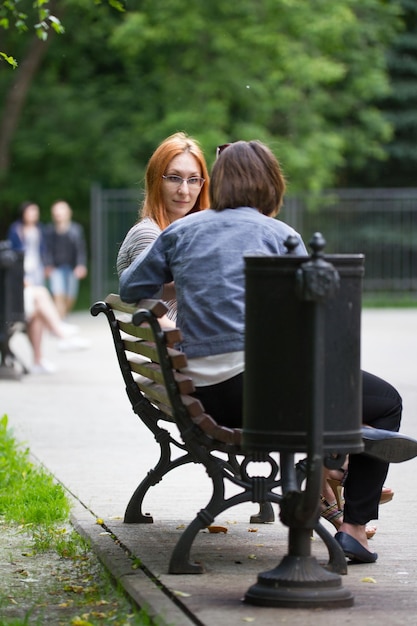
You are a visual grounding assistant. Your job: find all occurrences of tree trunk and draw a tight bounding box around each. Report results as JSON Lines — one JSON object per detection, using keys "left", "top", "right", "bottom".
{"left": 0, "top": 34, "right": 53, "bottom": 173}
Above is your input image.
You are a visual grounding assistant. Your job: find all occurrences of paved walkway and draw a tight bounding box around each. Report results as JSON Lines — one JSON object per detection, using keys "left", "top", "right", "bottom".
{"left": 2, "top": 308, "right": 417, "bottom": 625}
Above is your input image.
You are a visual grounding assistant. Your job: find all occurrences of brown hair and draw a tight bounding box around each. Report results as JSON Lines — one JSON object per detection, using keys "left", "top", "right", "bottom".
{"left": 210, "top": 140, "right": 286, "bottom": 217}
{"left": 141, "top": 132, "right": 210, "bottom": 229}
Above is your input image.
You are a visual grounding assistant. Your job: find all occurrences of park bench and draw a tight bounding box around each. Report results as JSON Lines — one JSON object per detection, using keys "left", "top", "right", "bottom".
{"left": 91, "top": 294, "right": 347, "bottom": 575}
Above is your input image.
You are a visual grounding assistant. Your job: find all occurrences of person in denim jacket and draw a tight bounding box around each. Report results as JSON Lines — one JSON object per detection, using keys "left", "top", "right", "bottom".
{"left": 120, "top": 140, "right": 412, "bottom": 564}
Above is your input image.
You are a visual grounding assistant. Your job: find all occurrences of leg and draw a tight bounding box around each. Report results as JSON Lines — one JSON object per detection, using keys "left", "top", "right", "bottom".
{"left": 192, "top": 373, "right": 244, "bottom": 429}
{"left": 49, "top": 267, "right": 67, "bottom": 319}
{"left": 54, "top": 294, "right": 68, "bottom": 319}
{"left": 31, "top": 286, "right": 68, "bottom": 337}
{"left": 26, "top": 315, "right": 44, "bottom": 364}
{"left": 62, "top": 267, "right": 79, "bottom": 317}
{"left": 320, "top": 465, "right": 377, "bottom": 539}
{"left": 337, "top": 371, "right": 402, "bottom": 557}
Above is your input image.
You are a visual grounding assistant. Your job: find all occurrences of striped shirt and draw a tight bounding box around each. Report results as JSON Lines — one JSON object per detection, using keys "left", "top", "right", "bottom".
{"left": 117, "top": 217, "right": 177, "bottom": 320}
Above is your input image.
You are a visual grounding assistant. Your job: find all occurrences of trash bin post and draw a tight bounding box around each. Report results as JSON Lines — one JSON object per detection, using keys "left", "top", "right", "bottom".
{"left": 243, "top": 233, "right": 364, "bottom": 608}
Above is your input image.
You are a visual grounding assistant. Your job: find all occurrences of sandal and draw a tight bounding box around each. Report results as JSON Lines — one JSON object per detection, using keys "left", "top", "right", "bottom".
{"left": 328, "top": 476, "right": 394, "bottom": 509}
{"left": 320, "top": 497, "right": 343, "bottom": 528}
{"left": 320, "top": 496, "right": 377, "bottom": 540}
{"left": 379, "top": 486, "right": 394, "bottom": 504}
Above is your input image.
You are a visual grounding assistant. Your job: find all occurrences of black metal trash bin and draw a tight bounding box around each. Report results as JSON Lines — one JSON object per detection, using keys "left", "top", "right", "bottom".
{"left": 242, "top": 236, "right": 361, "bottom": 608}
{"left": 243, "top": 246, "right": 364, "bottom": 456}
{"left": 0, "top": 241, "right": 25, "bottom": 378}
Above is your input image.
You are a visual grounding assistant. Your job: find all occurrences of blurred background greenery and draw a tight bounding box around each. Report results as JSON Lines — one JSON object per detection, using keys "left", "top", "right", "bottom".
{"left": 1, "top": 0, "right": 417, "bottom": 306}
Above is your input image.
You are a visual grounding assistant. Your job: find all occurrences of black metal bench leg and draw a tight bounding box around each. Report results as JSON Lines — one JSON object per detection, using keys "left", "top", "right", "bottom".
{"left": 249, "top": 501, "right": 275, "bottom": 524}
{"left": 124, "top": 451, "right": 195, "bottom": 523}
{"left": 313, "top": 520, "right": 348, "bottom": 575}
{"left": 168, "top": 508, "right": 214, "bottom": 574}
{"left": 124, "top": 429, "right": 195, "bottom": 523}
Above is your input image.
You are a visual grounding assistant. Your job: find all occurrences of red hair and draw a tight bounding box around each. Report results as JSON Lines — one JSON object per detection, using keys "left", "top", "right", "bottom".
{"left": 141, "top": 132, "right": 210, "bottom": 230}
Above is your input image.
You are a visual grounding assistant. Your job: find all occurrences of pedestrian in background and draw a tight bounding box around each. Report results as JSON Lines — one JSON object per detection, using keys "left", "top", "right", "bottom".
{"left": 7, "top": 201, "right": 90, "bottom": 374}
{"left": 45, "top": 200, "right": 88, "bottom": 319}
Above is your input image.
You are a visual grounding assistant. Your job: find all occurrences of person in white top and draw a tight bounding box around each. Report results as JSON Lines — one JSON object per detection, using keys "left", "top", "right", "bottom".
{"left": 7, "top": 202, "right": 90, "bottom": 374}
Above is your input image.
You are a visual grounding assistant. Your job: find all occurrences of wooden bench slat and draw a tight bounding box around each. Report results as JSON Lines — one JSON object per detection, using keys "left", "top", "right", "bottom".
{"left": 136, "top": 378, "right": 172, "bottom": 407}
{"left": 192, "top": 414, "right": 242, "bottom": 445}
{"left": 135, "top": 377, "right": 202, "bottom": 417}
{"left": 180, "top": 394, "right": 206, "bottom": 418}
{"left": 123, "top": 338, "right": 187, "bottom": 369}
{"left": 106, "top": 294, "right": 168, "bottom": 318}
{"left": 103, "top": 294, "right": 243, "bottom": 446}
{"left": 129, "top": 358, "right": 195, "bottom": 394}
{"left": 118, "top": 319, "right": 183, "bottom": 345}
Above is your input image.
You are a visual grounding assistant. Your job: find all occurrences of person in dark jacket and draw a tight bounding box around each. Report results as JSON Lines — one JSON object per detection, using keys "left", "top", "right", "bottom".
{"left": 44, "top": 200, "right": 87, "bottom": 319}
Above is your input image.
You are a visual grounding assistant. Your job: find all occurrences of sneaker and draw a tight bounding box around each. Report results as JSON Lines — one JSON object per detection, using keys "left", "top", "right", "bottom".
{"left": 59, "top": 322, "right": 80, "bottom": 337}
{"left": 30, "top": 360, "right": 57, "bottom": 375}
{"left": 57, "top": 336, "right": 92, "bottom": 351}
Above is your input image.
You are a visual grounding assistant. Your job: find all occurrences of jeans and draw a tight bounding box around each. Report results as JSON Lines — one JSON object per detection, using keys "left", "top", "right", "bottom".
{"left": 48, "top": 265, "right": 79, "bottom": 299}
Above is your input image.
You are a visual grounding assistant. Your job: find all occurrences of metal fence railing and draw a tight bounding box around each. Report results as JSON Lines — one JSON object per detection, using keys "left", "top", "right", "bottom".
{"left": 91, "top": 185, "right": 417, "bottom": 302}
{"left": 90, "top": 184, "right": 142, "bottom": 302}
{"left": 284, "top": 189, "right": 417, "bottom": 292}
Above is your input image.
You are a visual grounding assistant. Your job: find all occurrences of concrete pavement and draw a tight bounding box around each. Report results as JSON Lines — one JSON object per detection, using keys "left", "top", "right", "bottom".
{"left": 2, "top": 308, "right": 417, "bottom": 625}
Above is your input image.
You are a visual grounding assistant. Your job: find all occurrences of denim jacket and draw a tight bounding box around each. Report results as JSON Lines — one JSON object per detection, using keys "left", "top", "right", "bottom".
{"left": 119, "top": 206, "right": 307, "bottom": 358}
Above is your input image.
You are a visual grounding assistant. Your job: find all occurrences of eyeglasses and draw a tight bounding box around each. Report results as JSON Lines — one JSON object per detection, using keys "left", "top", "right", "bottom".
{"left": 162, "top": 175, "right": 205, "bottom": 188}
{"left": 216, "top": 143, "right": 231, "bottom": 158}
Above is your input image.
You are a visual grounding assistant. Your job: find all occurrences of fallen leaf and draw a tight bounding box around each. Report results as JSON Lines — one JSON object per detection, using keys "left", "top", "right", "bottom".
{"left": 173, "top": 590, "right": 191, "bottom": 597}
{"left": 64, "top": 584, "right": 85, "bottom": 593}
{"left": 247, "top": 554, "right": 257, "bottom": 560}
{"left": 248, "top": 528, "right": 258, "bottom": 533}
{"left": 71, "top": 618, "right": 93, "bottom": 626}
{"left": 361, "top": 577, "right": 377, "bottom": 584}
{"left": 208, "top": 525, "right": 228, "bottom": 533}
{"left": 95, "top": 518, "right": 104, "bottom": 525}
{"left": 16, "top": 569, "right": 29, "bottom": 577}
{"left": 242, "top": 618, "right": 255, "bottom": 623}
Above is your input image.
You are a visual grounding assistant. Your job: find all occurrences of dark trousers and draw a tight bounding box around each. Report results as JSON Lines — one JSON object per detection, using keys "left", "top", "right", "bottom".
{"left": 344, "top": 371, "right": 402, "bottom": 524}
{"left": 193, "top": 370, "right": 402, "bottom": 525}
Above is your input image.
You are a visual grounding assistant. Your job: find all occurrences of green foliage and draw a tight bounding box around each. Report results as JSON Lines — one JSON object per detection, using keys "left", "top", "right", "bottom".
{"left": 0, "top": 0, "right": 64, "bottom": 64}
{"left": 0, "top": 0, "right": 404, "bottom": 231}
{"left": 0, "top": 50, "right": 17, "bottom": 67}
{"left": 346, "top": 0, "right": 417, "bottom": 186}
{"left": 0, "top": 0, "right": 124, "bottom": 65}
{"left": 105, "top": 0, "right": 400, "bottom": 192}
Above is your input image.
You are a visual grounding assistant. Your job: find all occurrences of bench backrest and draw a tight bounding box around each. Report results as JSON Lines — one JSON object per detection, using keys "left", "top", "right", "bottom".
{"left": 101, "top": 294, "right": 242, "bottom": 447}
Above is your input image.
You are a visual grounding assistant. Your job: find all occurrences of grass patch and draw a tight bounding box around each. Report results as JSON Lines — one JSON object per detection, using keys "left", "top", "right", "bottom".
{"left": 362, "top": 292, "right": 417, "bottom": 308}
{"left": 0, "top": 414, "right": 153, "bottom": 626}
